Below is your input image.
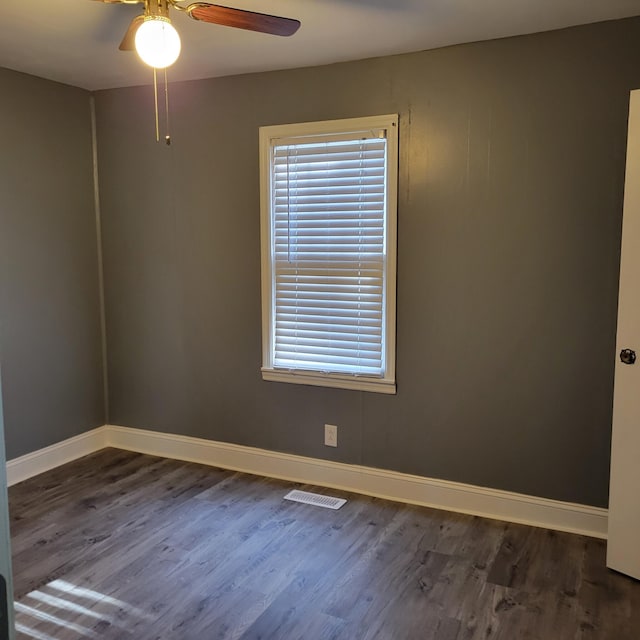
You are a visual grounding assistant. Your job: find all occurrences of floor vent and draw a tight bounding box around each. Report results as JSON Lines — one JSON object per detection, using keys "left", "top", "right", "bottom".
{"left": 284, "top": 489, "right": 346, "bottom": 510}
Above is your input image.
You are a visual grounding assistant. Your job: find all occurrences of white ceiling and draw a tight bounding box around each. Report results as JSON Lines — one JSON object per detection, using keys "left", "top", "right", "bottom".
{"left": 1, "top": 0, "right": 640, "bottom": 91}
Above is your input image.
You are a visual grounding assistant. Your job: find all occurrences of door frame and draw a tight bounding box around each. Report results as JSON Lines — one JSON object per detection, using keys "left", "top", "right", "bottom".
{"left": 0, "top": 366, "right": 15, "bottom": 639}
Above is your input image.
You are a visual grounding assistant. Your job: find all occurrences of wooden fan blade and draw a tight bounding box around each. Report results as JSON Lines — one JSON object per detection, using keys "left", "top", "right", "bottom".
{"left": 119, "top": 14, "right": 145, "bottom": 51}
{"left": 186, "top": 3, "right": 300, "bottom": 37}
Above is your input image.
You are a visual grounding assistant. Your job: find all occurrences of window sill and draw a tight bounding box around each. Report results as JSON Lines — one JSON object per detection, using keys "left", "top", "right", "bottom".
{"left": 261, "top": 368, "right": 396, "bottom": 394}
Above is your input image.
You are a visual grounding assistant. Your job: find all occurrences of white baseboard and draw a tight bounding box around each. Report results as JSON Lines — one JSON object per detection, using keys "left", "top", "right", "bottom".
{"left": 7, "top": 424, "right": 608, "bottom": 539}
{"left": 6, "top": 426, "right": 108, "bottom": 487}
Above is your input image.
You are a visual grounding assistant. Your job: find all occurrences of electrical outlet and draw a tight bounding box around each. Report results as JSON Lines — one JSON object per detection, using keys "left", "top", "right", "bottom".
{"left": 324, "top": 424, "right": 338, "bottom": 447}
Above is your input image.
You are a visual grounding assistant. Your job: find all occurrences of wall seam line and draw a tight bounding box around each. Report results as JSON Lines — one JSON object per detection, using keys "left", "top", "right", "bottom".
{"left": 90, "top": 94, "right": 110, "bottom": 424}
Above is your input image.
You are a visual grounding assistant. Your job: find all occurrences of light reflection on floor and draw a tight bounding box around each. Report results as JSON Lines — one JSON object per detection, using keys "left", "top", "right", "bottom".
{"left": 14, "top": 578, "right": 149, "bottom": 639}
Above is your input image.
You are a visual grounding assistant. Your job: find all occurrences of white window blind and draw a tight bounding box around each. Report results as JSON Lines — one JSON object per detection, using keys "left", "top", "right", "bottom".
{"left": 260, "top": 116, "right": 398, "bottom": 393}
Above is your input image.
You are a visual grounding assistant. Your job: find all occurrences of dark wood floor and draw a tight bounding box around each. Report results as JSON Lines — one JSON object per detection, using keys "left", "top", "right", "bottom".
{"left": 7, "top": 449, "right": 639, "bottom": 639}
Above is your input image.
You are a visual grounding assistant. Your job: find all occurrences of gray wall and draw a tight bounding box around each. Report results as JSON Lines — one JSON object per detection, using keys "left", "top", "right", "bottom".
{"left": 0, "top": 68, "right": 105, "bottom": 459}
{"left": 95, "top": 18, "right": 640, "bottom": 508}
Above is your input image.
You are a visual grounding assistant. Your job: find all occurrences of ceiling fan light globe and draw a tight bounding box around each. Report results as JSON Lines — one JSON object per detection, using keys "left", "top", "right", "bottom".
{"left": 135, "top": 17, "right": 181, "bottom": 69}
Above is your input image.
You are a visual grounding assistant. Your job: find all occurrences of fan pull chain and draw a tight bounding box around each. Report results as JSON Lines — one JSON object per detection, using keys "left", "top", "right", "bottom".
{"left": 152, "top": 68, "right": 172, "bottom": 145}
{"left": 153, "top": 68, "right": 160, "bottom": 143}
{"left": 164, "top": 68, "right": 171, "bottom": 146}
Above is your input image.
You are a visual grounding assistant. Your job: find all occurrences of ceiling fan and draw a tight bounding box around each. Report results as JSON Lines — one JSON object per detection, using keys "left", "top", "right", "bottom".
{"left": 94, "top": 0, "right": 301, "bottom": 68}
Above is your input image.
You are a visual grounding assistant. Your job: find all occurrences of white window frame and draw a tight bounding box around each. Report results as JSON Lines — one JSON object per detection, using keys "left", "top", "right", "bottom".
{"left": 259, "top": 115, "right": 398, "bottom": 394}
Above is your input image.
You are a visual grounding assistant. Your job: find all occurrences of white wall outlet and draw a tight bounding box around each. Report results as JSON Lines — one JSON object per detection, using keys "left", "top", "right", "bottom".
{"left": 324, "top": 424, "right": 338, "bottom": 447}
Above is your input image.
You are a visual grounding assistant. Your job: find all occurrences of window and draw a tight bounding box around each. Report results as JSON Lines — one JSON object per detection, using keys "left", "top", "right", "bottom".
{"left": 259, "top": 115, "right": 398, "bottom": 394}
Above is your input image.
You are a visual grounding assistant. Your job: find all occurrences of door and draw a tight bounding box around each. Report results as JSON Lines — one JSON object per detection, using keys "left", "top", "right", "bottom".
{"left": 0, "top": 368, "right": 14, "bottom": 639}
{"left": 607, "top": 89, "right": 640, "bottom": 580}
